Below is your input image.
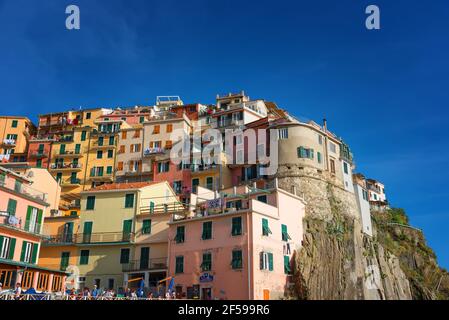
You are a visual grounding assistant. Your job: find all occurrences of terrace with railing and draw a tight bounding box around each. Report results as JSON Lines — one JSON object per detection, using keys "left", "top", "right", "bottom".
{"left": 0, "top": 177, "right": 48, "bottom": 203}
{"left": 50, "top": 163, "right": 82, "bottom": 170}
{"left": 2, "top": 139, "right": 16, "bottom": 147}
{"left": 0, "top": 214, "right": 48, "bottom": 236}
{"left": 43, "top": 232, "right": 135, "bottom": 245}
{"left": 122, "top": 257, "right": 168, "bottom": 272}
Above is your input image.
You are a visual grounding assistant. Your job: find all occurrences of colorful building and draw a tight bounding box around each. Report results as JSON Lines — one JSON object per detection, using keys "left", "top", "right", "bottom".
{"left": 0, "top": 166, "right": 67, "bottom": 292}
{"left": 0, "top": 116, "right": 35, "bottom": 165}
{"left": 167, "top": 180, "right": 305, "bottom": 300}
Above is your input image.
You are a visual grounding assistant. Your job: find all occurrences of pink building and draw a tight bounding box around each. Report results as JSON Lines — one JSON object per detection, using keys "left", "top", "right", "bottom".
{"left": 167, "top": 180, "right": 305, "bottom": 300}
{"left": 0, "top": 166, "right": 67, "bottom": 292}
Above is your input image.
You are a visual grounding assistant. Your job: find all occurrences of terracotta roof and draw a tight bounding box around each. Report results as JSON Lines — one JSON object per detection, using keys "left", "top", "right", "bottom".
{"left": 87, "top": 181, "right": 161, "bottom": 192}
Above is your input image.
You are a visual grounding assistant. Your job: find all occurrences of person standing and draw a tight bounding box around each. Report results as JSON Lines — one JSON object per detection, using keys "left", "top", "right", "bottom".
{"left": 92, "top": 285, "right": 99, "bottom": 298}
{"left": 14, "top": 283, "right": 22, "bottom": 299}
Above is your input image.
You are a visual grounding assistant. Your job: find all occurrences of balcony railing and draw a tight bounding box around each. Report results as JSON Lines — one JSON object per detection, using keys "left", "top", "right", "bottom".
{"left": 211, "top": 119, "right": 244, "bottom": 128}
{"left": 190, "top": 164, "right": 218, "bottom": 173}
{"left": 43, "top": 232, "right": 135, "bottom": 245}
{"left": 139, "top": 202, "right": 186, "bottom": 215}
{"left": 0, "top": 179, "right": 47, "bottom": 202}
{"left": 56, "top": 150, "right": 83, "bottom": 157}
{"left": 50, "top": 163, "right": 82, "bottom": 170}
{"left": 0, "top": 154, "right": 11, "bottom": 161}
{"left": 143, "top": 147, "right": 166, "bottom": 156}
{"left": 2, "top": 139, "right": 16, "bottom": 147}
{"left": 60, "top": 178, "right": 82, "bottom": 187}
{"left": 122, "top": 258, "right": 168, "bottom": 272}
{"left": 29, "top": 151, "right": 48, "bottom": 158}
{"left": 0, "top": 214, "right": 47, "bottom": 236}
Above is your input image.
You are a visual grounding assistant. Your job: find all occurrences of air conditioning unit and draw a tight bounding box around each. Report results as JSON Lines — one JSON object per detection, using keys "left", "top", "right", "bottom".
{"left": 50, "top": 209, "right": 62, "bottom": 217}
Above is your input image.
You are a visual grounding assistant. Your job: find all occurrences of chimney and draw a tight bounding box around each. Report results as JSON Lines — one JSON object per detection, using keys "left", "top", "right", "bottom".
{"left": 233, "top": 186, "right": 237, "bottom": 195}
{"left": 323, "top": 118, "right": 327, "bottom": 132}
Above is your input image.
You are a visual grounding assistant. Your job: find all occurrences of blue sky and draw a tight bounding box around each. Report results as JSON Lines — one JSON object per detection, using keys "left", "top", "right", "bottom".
{"left": 1, "top": 0, "right": 448, "bottom": 268}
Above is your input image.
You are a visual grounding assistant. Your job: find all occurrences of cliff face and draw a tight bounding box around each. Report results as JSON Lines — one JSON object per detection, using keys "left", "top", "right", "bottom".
{"left": 276, "top": 165, "right": 448, "bottom": 300}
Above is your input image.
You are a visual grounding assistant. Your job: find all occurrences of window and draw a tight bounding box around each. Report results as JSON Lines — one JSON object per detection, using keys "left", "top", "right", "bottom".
{"left": 175, "top": 256, "right": 184, "bottom": 274}
{"left": 192, "top": 179, "right": 199, "bottom": 193}
{"left": 260, "top": 252, "right": 274, "bottom": 271}
{"left": 80, "top": 250, "right": 90, "bottom": 265}
{"left": 139, "top": 116, "right": 145, "bottom": 124}
{"left": 125, "top": 194, "right": 134, "bottom": 208}
{"left": 206, "top": 177, "right": 214, "bottom": 190}
{"left": 107, "top": 150, "right": 114, "bottom": 158}
{"left": 7, "top": 199, "right": 17, "bottom": 216}
{"left": 281, "top": 224, "right": 291, "bottom": 242}
{"left": 120, "top": 248, "right": 130, "bottom": 264}
{"left": 118, "top": 162, "right": 124, "bottom": 171}
{"left": 83, "top": 222, "right": 93, "bottom": 243}
{"left": 20, "top": 241, "right": 37, "bottom": 264}
{"left": 257, "top": 195, "right": 267, "bottom": 203}
{"left": 142, "top": 219, "right": 152, "bottom": 234}
{"left": 343, "top": 162, "right": 349, "bottom": 174}
{"left": 330, "top": 159, "right": 336, "bottom": 174}
{"left": 173, "top": 181, "right": 182, "bottom": 194}
{"left": 202, "top": 222, "right": 212, "bottom": 240}
{"left": 25, "top": 206, "right": 43, "bottom": 234}
{"left": 262, "top": 218, "right": 272, "bottom": 236}
{"left": 98, "top": 136, "right": 104, "bottom": 146}
{"left": 122, "top": 220, "right": 133, "bottom": 241}
{"left": 329, "top": 142, "right": 337, "bottom": 153}
{"left": 166, "top": 124, "right": 173, "bottom": 133}
{"left": 97, "top": 150, "right": 103, "bottom": 159}
{"left": 176, "top": 226, "right": 185, "bottom": 244}
{"left": 201, "top": 253, "right": 212, "bottom": 271}
{"left": 278, "top": 128, "right": 288, "bottom": 139}
{"left": 11, "top": 120, "right": 18, "bottom": 128}
{"left": 0, "top": 236, "right": 15, "bottom": 260}
{"left": 318, "top": 135, "right": 323, "bottom": 145}
{"left": 81, "top": 131, "right": 87, "bottom": 141}
{"left": 86, "top": 112, "right": 91, "bottom": 119}
{"left": 36, "top": 159, "right": 42, "bottom": 168}
{"left": 317, "top": 152, "right": 322, "bottom": 164}
{"left": 106, "top": 166, "right": 113, "bottom": 174}
{"left": 86, "top": 196, "right": 96, "bottom": 210}
{"left": 297, "top": 147, "right": 314, "bottom": 159}
{"left": 153, "top": 125, "right": 160, "bottom": 134}
{"left": 165, "top": 140, "right": 172, "bottom": 149}
{"left": 60, "top": 252, "right": 70, "bottom": 271}
{"left": 284, "top": 256, "right": 291, "bottom": 274}
{"left": 231, "top": 250, "right": 243, "bottom": 269}
{"left": 108, "top": 279, "right": 114, "bottom": 290}
{"left": 231, "top": 217, "right": 242, "bottom": 236}
{"left": 157, "top": 162, "right": 170, "bottom": 173}
{"left": 109, "top": 136, "right": 115, "bottom": 145}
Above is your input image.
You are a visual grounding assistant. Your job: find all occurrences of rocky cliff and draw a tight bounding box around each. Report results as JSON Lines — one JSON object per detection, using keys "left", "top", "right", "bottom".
{"left": 276, "top": 165, "right": 448, "bottom": 300}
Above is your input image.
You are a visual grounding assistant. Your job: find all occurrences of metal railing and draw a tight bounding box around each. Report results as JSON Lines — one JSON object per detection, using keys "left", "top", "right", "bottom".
{"left": 50, "top": 163, "right": 82, "bottom": 170}
{"left": 43, "top": 232, "right": 135, "bottom": 245}
{"left": 0, "top": 179, "right": 47, "bottom": 202}
{"left": 0, "top": 215, "right": 47, "bottom": 235}
{"left": 122, "top": 257, "right": 168, "bottom": 272}
{"left": 29, "top": 151, "right": 48, "bottom": 158}
{"left": 2, "top": 139, "right": 16, "bottom": 146}
{"left": 139, "top": 202, "right": 186, "bottom": 215}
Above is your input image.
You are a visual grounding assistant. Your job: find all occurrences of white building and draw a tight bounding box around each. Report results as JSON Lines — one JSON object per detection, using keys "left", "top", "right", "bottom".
{"left": 353, "top": 174, "right": 373, "bottom": 237}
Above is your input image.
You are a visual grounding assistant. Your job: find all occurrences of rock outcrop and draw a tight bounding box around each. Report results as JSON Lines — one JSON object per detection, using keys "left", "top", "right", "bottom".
{"left": 276, "top": 165, "right": 448, "bottom": 300}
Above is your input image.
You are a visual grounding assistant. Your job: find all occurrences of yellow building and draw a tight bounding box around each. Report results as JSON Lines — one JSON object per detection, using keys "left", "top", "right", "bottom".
{"left": 0, "top": 116, "right": 35, "bottom": 163}
{"left": 74, "top": 181, "right": 182, "bottom": 292}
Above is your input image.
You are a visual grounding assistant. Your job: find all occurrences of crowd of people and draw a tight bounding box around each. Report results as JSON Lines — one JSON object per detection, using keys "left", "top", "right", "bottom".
{"left": 0, "top": 282, "right": 178, "bottom": 300}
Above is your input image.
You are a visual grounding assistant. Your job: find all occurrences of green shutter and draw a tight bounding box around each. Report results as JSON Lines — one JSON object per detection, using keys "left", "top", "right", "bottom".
{"left": 98, "top": 137, "right": 104, "bottom": 146}
{"left": 262, "top": 218, "right": 271, "bottom": 236}
{"left": 142, "top": 220, "right": 152, "bottom": 234}
{"left": 25, "top": 206, "right": 32, "bottom": 231}
{"left": 232, "top": 250, "right": 242, "bottom": 269}
{"left": 60, "top": 252, "right": 70, "bottom": 271}
{"left": 120, "top": 248, "right": 130, "bottom": 264}
{"left": 268, "top": 253, "right": 274, "bottom": 271}
{"left": 81, "top": 131, "right": 87, "bottom": 141}
{"left": 75, "top": 144, "right": 81, "bottom": 154}
{"left": 8, "top": 238, "right": 16, "bottom": 260}
{"left": 176, "top": 226, "right": 185, "bottom": 243}
{"left": 281, "top": 224, "right": 291, "bottom": 241}
{"left": 122, "top": 220, "right": 132, "bottom": 241}
{"left": 80, "top": 250, "right": 89, "bottom": 265}
{"left": 259, "top": 252, "right": 264, "bottom": 270}
{"left": 284, "top": 256, "right": 291, "bottom": 274}
{"left": 86, "top": 196, "right": 95, "bottom": 210}
{"left": 232, "top": 217, "right": 242, "bottom": 236}
{"left": 125, "top": 194, "right": 134, "bottom": 208}
{"left": 31, "top": 243, "right": 39, "bottom": 264}
{"left": 83, "top": 222, "right": 93, "bottom": 243}
{"left": 36, "top": 209, "right": 43, "bottom": 233}
{"left": 0, "top": 236, "right": 3, "bottom": 256}
{"left": 202, "top": 222, "right": 212, "bottom": 240}
{"left": 201, "top": 253, "right": 212, "bottom": 271}
{"left": 107, "top": 166, "right": 113, "bottom": 174}
{"left": 317, "top": 152, "right": 322, "bottom": 163}
{"left": 60, "top": 144, "right": 66, "bottom": 154}
{"left": 7, "top": 199, "right": 17, "bottom": 216}
{"left": 20, "top": 241, "right": 27, "bottom": 262}
{"left": 109, "top": 136, "right": 114, "bottom": 145}
{"left": 175, "top": 256, "right": 184, "bottom": 273}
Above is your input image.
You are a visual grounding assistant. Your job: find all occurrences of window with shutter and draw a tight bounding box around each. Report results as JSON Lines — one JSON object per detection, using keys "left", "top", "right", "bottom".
{"left": 176, "top": 226, "right": 185, "bottom": 243}
{"left": 284, "top": 256, "right": 291, "bottom": 274}
{"left": 142, "top": 220, "right": 152, "bottom": 234}
{"left": 7, "top": 199, "right": 17, "bottom": 216}
{"left": 231, "top": 250, "right": 243, "bottom": 269}
{"left": 120, "top": 248, "right": 130, "bottom": 264}
{"left": 202, "top": 222, "right": 212, "bottom": 240}
{"left": 281, "top": 224, "right": 291, "bottom": 241}
{"left": 201, "top": 253, "right": 212, "bottom": 271}
{"left": 125, "top": 194, "right": 134, "bottom": 208}
{"left": 262, "top": 218, "right": 272, "bottom": 236}
{"left": 231, "top": 217, "right": 242, "bottom": 236}
{"left": 175, "top": 256, "right": 184, "bottom": 273}
{"left": 86, "top": 196, "right": 95, "bottom": 210}
{"left": 80, "top": 250, "right": 90, "bottom": 265}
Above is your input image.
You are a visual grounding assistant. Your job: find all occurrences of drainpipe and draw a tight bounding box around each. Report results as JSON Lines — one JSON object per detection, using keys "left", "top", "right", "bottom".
{"left": 246, "top": 209, "right": 252, "bottom": 300}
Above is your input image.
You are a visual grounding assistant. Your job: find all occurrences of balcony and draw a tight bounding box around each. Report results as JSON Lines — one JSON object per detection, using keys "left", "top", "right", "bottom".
{"left": 28, "top": 151, "right": 48, "bottom": 159}
{"left": 56, "top": 150, "right": 84, "bottom": 157}
{"left": 0, "top": 179, "right": 47, "bottom": 203}
{"left": 139, "top": 202, "right": 186, "bottom": 216}
{"left": 0, "top": 154, "right": 11, "bottom": 162}
{"left": 211, "top": 118, "right": 244, "bottom": 129}
{"left": 143, "top": 147, "right": 166, "bottom": 156}
{"left": 60, "top": 178, "right": 82, "bottom": 188}
{"left": 0, "top": 214, "right": 47, "bottom": 236}
{"left": 90, "top": 142, "right": 114, "bottom": 150}
{"left": 191, "top": 164, "right": 218, "bottom": 173}
{"left": 42, "top": 232, "right": 135, "bottom": 245}
{"left": 50, "top": 163, "right": 82, "bottom": 171}
{"left": 122, "top": 258, "right": 168, "bottom": 272}
{"left": 2, "top": 139, "right": 16, "bottom": 147}
{"left": 89, "top": 173, "right": 113, "bottom": 182}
